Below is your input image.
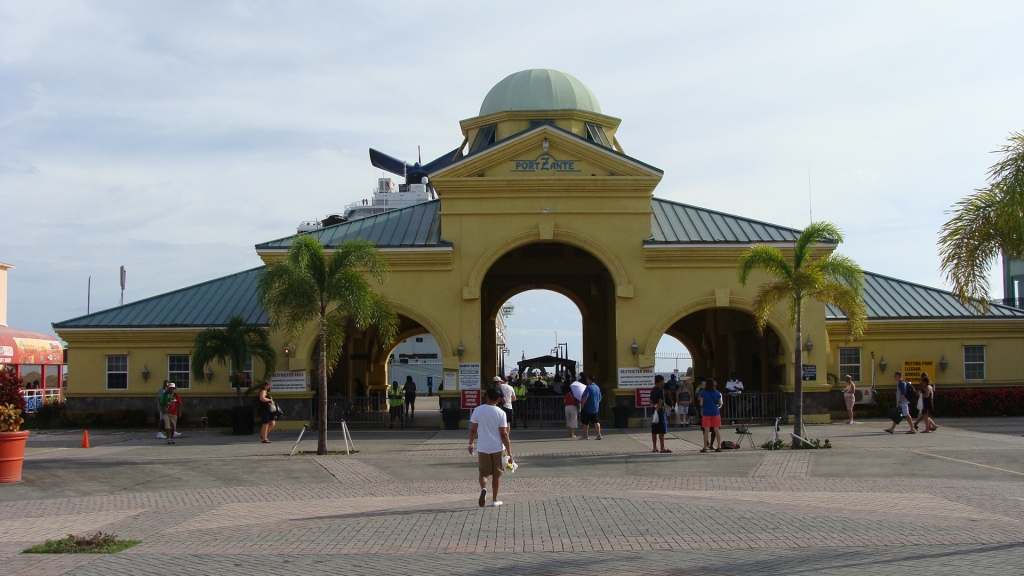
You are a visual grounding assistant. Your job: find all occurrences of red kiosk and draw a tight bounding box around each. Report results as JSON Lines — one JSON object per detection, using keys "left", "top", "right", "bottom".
{"left": 0, "top": 326, "right": 64, "bottom": 411}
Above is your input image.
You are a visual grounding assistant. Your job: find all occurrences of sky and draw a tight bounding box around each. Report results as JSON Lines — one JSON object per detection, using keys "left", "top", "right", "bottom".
{"left": 3, "top": 1, "right": 1023, "bottom": 372}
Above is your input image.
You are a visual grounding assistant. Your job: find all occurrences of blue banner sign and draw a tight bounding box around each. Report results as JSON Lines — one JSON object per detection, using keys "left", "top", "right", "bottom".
{"left": 512, "top": 154, "right": 580, "bottom": 173}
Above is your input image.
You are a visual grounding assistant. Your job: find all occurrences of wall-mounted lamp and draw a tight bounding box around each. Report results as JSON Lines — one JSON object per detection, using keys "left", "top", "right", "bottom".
{"left": 141, "top": 365, "right": 150, "bottom": 381}
{"left": 283, "top": 343, "right": 292, "bottom": 358}
{"left": 879, "top": 357, "right": 887, "bottom": 373}
{"left": 804, "top": 335, "right": 813, "bottom": 354}
{"left": 205, "top": 366, "right": 214, "bottom": 381}
{"left": 939, "top": 355, "right": 948, "bottom": 372}
{"left": 542, "top": 138, "right": 549, "bottom": 153}
{"left": 630, "top": 338, "right": 639, "bottom": 356}
{"left": 457, "top": 342, "right": 465, "bottom": 358}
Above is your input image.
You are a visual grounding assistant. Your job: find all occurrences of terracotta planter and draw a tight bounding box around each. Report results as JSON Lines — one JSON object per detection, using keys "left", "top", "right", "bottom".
{"left": 0, "top": 430, "right": 30, "bottom": 483}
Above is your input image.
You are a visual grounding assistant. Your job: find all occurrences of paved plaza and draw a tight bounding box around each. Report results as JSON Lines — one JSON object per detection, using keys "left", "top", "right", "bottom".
{"left": 2, "top": 418, "right": 1023, "bottom": 575}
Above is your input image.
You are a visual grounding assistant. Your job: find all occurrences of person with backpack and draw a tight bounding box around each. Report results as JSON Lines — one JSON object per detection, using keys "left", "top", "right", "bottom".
{"left": 158, "top": 383, "right": 182, "bottom": 445}
{"left": 884, "top": 371, "right": 916, "bottom": 434}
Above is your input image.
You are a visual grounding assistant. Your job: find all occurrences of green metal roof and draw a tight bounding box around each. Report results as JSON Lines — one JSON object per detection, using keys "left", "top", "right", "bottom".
{"left": 648, "top": 198, "right": 807, "bottom": 244}
{"left": 256, "top": 200, "right": 448, "bottom": 250}
{"left": 826, "top": 271, "right": 1024, "bottom": 320}
{"left": 53, "top": 267, "right": 267, "bottom": 329}
{"left": 480, "top": 69, "right": 601, "bottom": 116}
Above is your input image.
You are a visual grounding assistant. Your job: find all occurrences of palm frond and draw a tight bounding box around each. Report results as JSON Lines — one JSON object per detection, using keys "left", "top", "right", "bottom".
{"left": 751, "top": 280, "right": 794, "bottom": 334}
{"left": 937, "top": 185, "right": 1012, "bottom": 312}
{"left": 805, "top": 253, "right": 865, "bottom": 293}
{"left": 738, "top": 245, "right": 793, "bottom": 285}
{"left": 793, "top": 221, "right": 843, "bottom": 269}
{"left": 808, "top": 279, "right": 867, "bottom": 341}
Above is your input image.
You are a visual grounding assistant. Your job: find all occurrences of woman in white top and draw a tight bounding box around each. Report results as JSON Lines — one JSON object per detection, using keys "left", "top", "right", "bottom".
{"left": 842, "top": 375, "right": 856, "bottom": 424}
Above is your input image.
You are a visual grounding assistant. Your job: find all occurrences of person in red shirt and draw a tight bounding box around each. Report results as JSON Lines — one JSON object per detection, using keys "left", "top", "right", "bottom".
{"left": 159, "top": 383, "right": 183, "bottom": 445}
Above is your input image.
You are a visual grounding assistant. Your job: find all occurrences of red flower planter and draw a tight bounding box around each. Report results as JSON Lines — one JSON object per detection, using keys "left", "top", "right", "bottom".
{"left": 0, "top": 430, "right": 30, "bottom": 483}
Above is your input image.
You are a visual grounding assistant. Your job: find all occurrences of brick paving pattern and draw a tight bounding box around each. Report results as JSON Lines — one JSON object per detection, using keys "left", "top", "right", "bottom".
{"left": 2, "top": 421, "right": 1023, "bottom": 574}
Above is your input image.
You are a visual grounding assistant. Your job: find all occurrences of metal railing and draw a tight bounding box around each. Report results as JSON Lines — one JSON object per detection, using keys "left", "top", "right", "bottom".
{"left": 315, "top": 396, "right": 387, "bottom": 427}
{"left": 516, "top": 396, "right": 568, "bottom": 427}
{"left": 21, "top": 389, "right": 60, "bottom": 413}
{"left": 720, "top": 392, "right": 788, "bottom": 422}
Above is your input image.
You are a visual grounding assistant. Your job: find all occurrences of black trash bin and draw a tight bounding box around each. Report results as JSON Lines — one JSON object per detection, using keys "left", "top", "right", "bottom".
{"left": 612, "top": 405, "right": 629, "bottom": 429}
{"left": 232, "top": 405, "right": 255, "bottom": 435}
{"left": 441, "top": 408, "right": 462, "bottom": 430}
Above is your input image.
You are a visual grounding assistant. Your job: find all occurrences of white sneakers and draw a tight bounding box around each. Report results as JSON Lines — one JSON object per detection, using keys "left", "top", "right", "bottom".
{"left": 156, "top": 432, "right": 182, "bottom": 439}
{"left": 489, "top": 501, "right": 503, "bottom": 507}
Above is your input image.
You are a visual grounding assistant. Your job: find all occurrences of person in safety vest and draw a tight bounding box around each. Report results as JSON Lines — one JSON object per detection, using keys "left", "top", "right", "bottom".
{"left": 387, "top": 380, "right": 405, "bottom": 429}
{"left": 513, "top": 377, "right": 528, "bottom": 429}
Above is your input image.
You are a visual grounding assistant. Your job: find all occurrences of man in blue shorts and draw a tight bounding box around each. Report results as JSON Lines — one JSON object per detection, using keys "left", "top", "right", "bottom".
{"left": 580, "top": 375, "right": 603, "bottom": 440}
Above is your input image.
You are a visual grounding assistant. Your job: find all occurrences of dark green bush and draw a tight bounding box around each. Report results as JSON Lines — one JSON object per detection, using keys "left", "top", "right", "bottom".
{"left": 63, "top": 411, "right": 101, "bottom": 428}
{"left": 0, "top": 369, "right": 26, "bottom": 413}
{"left": 34, "top": 398, "right": 66, "bottom": 426}
{"left": 206, "top": 408, "right": 232, "bottom": 427}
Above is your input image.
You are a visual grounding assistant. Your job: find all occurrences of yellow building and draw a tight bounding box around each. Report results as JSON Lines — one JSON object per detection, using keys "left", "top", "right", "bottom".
{"left": 53, "top": 69, "right": 1024, "bottom": 426}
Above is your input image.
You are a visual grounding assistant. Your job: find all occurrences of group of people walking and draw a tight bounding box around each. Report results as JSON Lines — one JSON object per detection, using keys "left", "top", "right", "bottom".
{"left": 386, "top": 375, "right": 420, "bottom": 428}
{"left": 884, "top": 370, "right": 938, "bottom": 434}
{"left": 650, "top": 375, "right": 727, "bottom": 452}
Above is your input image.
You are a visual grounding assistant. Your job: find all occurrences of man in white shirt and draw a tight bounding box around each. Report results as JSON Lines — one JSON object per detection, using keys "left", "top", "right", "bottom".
{"left": 726, "top": 372, "right": 744, "bottom": 396}
{"left": 494, "top": 376, "right": 516, "bottom": 427}
{"left": 469, "top": 387, "right": 513, "bottom": 508}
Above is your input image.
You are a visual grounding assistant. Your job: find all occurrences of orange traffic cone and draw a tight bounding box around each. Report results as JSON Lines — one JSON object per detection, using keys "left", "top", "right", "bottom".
{"left": 81, "top": 430, "right": 90, "bottom": 449}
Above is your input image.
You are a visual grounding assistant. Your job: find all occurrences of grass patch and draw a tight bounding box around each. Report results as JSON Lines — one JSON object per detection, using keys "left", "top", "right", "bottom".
{"left": 23, "top": 532, "right": 139, "bottom": 554}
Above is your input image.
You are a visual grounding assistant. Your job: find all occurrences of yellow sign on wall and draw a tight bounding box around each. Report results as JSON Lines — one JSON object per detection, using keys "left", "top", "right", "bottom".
{"left": 901, "top": 359, "right": 935, "bottom": 383}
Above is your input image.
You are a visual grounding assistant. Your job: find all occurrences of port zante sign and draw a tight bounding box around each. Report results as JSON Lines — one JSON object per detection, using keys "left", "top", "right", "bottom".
{"left": 511, "top": 154, "right": 580, "bottom": 173}
{"left": 618, "top": 367, "right": 655, "bottom": 388}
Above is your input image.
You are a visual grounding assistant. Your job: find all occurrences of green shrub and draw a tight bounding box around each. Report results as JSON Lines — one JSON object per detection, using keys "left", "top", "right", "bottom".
{"left": 207, "top": 408, "right": 232, "bottom": 427}
{"left": 63, "top": 411, "right": 101, "bottom": 428}
{"left": 24, "top": 532, "right": 139, "bottom": 554}
{"left": 34, "top": 398, "right": 66, "bottom": 427}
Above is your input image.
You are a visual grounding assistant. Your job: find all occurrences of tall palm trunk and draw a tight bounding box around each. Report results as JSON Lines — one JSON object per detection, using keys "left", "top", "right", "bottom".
{"left": 793, "top": 296, "right": 804, "bottom": 447}
{"left": 318, "top": 319, "right": 328, "bottom": 455}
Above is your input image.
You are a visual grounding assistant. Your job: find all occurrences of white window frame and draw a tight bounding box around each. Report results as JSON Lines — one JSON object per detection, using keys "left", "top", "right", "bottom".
{"left": 837, "top": 348, "right": 861, "bottom": 383}
{"left": 106, "top": 355, "right": 128, "bottom": 390}
{"left": 963, "top": 345, "right": 985, "bottom": 381}
{"left": 168, "top": 354, "right": 191, "bottom": 389}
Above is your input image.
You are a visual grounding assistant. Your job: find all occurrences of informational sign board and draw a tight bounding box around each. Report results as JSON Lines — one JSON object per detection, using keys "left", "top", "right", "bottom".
{"left": 461, "top": 390, "right": 481, "bottom": 409}
{"left": 443, "top": 371, "right": 457, "bottom": 392}
{"left": 270, "top": 371, "right": 307, "bottom": 391}
{"left": 618, "top": 367, "right": 655, "bottom": 388}
{"left": 458, "top": 363, "right": 481, "bottom": 390}
{"left": 635, "top": 387, "right": 654, "bottom": 408}
{"left": 802, "top": 365, "right": 817, "bottom": 382}
{"left": 901, "top": 359, "right": 935, "bottom": 383}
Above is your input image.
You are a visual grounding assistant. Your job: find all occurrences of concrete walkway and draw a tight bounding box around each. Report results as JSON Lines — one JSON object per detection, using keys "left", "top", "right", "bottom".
{"left": 2, "top": 418, "right": 1023, "bottom": 575}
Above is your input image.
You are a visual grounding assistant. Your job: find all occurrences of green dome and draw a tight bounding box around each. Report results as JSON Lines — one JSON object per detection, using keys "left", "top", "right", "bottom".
{"left": 479, "top": 69, "right": 601, "bottom": 116}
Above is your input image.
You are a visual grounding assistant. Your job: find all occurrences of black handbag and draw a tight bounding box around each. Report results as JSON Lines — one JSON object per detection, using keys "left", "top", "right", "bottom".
{"left": 888, "top": 408, "right": 903, "bottom": 424}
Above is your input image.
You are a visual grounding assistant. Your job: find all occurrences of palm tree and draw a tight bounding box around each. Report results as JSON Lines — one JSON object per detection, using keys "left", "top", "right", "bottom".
{"left": 737, "top": 222, "right": 867, "bottom": 445}
{"left": 939, "top": 132, "right": 1024, "bottom": 312}
{"left": 191, "top": 316, "right": 277, "bottom": 406}
{"left": 257, "top": 235, "right": 398, "bottom": 455}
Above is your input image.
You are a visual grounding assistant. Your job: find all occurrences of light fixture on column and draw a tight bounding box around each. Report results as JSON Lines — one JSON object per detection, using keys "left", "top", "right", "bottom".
{"left": 939, "top": 355, "right": 948, "bottom": 372}
{"left": 141, "top": 365, "right": 150, "bottom": 381}
{"left": 283, "top": 343, "right": 292, "bottom": 358}
{"left": 542, "top": 138, "right": 549, "bottom": 153}
{"left": 879, "top": 357, "right": 887, "bottom": 373}
{"left": 457, "top": 342, "right": 465, "bottom": 358}
{"left": 630, "top": 338, "right": 639, "bottom": 356}
{"left": 804, "top": 335, "right": 813, "bottom": 354}
{"left": 205, "top": 366, "right": 214, "bottom": 381}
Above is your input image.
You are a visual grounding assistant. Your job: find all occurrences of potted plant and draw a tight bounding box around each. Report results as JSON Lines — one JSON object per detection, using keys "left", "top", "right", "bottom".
{"left": 0, "top": 403, "right": 28, "bottom": 482}
{"left": 0, "top": 369, "right": 29, "bottom": 482}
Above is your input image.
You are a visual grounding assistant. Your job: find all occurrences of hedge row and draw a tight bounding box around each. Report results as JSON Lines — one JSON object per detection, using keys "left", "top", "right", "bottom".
{"left": 867, "top": 388, "right": 1024, "bottom": 417}
{"left": 38, "top": 409, "right": 150, "bottom": 429}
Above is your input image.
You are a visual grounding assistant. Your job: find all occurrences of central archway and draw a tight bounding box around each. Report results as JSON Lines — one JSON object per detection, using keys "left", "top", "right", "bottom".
{"left": 480, "top": 242, "right": 617, "bottom": 391}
